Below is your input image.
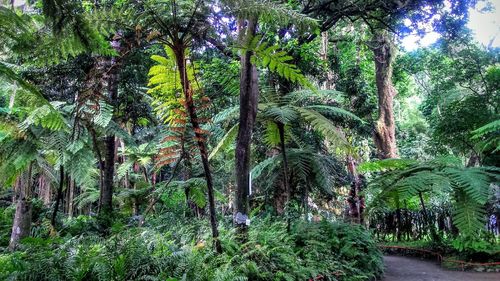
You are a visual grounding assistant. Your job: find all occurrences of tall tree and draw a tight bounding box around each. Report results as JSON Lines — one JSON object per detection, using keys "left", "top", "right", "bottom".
{"left": 145, "top": 0, "right": 222, "bottom": 252}
{"left": 371, "top": 30, "right": 398, "bottom": 159}
{"left": 234, "top": 16, "right": 259, "bottom": 231}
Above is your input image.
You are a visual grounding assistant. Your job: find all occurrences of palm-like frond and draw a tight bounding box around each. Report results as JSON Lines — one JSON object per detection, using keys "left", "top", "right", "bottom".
{"left": 209, "top": 123, "right": 238, "bottom": 160}
{"left": 472, "top": 119, "right": 500, "bottom": 152}
{"left": 365, "top": 158, "right": 500, "bottom": 236}
{"left": 225, "top": 0, "right": 318, "bottom": 30}
{"left": 295, "top": 107, "right": 349, "bottom": 148}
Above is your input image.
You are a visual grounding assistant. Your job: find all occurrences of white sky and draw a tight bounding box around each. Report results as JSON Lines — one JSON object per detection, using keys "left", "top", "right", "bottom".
{"left": 401, "top": 0, "right": 500, "bottom": 51}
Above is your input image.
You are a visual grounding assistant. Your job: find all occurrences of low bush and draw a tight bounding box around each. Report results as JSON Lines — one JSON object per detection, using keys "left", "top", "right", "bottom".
{"left": 0, "top": 217, "right": 383, "bottom": 281}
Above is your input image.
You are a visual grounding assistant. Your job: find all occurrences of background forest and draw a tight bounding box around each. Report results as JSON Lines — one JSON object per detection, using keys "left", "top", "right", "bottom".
{"left": 0, "top": 0, "right": 499, "bottom": 280}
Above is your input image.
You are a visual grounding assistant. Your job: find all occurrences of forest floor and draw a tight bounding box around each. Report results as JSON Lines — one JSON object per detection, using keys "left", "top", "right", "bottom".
{"left": 383, "top": 255, "right": 500, "bottom": 281}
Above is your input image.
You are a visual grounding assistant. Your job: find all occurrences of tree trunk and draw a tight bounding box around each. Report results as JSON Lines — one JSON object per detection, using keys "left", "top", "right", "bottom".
{"left": 235, "top": 17, "right": 259, "bottom": 232}
{"left": 68, "top": 179, "right": 75, "bottom": 218}
{"left": 173, "top": 43, "right": 221, "bottom": 253}
{"left": 277, "top": 122, "right": 290, "bottom": 203}
{"left": 346, "top": 156, "right": 360, "bottom": 223}
{"left": 418, "top": 192, "right": 439, "bottom": 241}
{"left": 98, "top": 35, "right": 123, "bottom": 218}
{"left": 320, "top": 32, "right": 336, "bottom": 90}
{"left": 39, "top": 175, "right": 52, "bottom": 207}
{"left": 100, "top": 135, "right": 115, "bottom": 217}
{"left": 9, "top": 163, "right": 33, "bottom": 251}
{"left": 371, "top": 30, "right": 398, "bottom": 159}
{"left": 51, "top": 165, "right": 64, "bottom": 227}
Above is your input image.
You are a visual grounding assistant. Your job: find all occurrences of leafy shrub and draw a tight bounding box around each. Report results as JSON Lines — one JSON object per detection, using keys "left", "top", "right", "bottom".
{"left": 0, "top": 217, "right": 383, "bottom": 281}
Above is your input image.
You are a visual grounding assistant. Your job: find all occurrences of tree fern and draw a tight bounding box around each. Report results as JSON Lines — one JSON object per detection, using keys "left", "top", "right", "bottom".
{"left": 295, "top": 107, "right": 349, "bottom": 149}
{"left": 227, "top": 0, "right": 317, "bottom": 28}
{"left": 364, "top": 158, "right": 500, "bottom": 236}
{"left": 472, "top": 119, "right": 500, "bottom": 152}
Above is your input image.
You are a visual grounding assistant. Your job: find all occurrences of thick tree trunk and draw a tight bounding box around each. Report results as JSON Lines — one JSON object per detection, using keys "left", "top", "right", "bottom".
{"left": 173, "top": 44, "right": 221, "bottom": 253}
{"left": 100, "top": 135, "right": 116, "bottom": 216}
{"left": 235, "top": 17, "right": 259, "bottom": 232}
{"left": 9, "top": 163, "right": 33, "bottom": 251}
{"left": 98, "top": 35, "right": 123, "bottom": 218}
{"left": 371, "top": 30, "right": 398, "bottom": 159}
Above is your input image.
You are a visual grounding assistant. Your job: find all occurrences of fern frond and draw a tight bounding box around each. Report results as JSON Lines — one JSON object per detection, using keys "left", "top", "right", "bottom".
{"left": 366, "top": 159, "right": 499, "bottom": 236}
{"left": 359, "top": 159, "right": 418, "bottom": 173}
{"left": 260, "top": 105, "right": 299, "bottom": 124}
{"left": 247, "top": 37, "right": 314, "bottom": 90}
{"left": 227, "top": 0, "right": 318, "bottom": 30}
{"left": 295, "top": 107, "right": 348, "bottom": 148}
{"left": 444, "top": 167, "right": 496, "bottom": 204}
{"left": 472, "top": 119, "right": 500, "bottom": 152}
{"left": 209, "top": 124, "right": 238, "bottom": 160}
{"left": 452, "top": 189, "right": 487, "bottom": 236}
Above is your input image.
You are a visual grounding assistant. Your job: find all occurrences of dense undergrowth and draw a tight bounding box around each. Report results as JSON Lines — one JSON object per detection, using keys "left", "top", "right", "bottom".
{"left": 0, "top": 213, "right": 383, "bottom": 281}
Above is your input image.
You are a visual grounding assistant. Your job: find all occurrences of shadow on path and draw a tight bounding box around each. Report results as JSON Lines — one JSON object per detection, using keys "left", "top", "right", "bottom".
{"left": 383, "top": 255, "right": 500, "bottom": 281}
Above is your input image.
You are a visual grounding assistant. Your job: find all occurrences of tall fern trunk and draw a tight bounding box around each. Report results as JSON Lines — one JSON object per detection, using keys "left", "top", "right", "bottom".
{"left": 277, "top": 122, "right": 290, "bottom": 203}
{"left": 277, "top": 122, "right": 292, "bottom": 231}
{"left": 371, "top": 30, "right": 398, "bottom": 159}
{"left": 172, "top": 44, "right": 221, "bottom": 253}
{"left": 418, "top": 192, "right": 439, "bottom": 241}
{"left": 235, "top": 17, "right": 259, "bottom": 233}
{"left": 51, "top": 165, "right": 64, "bottom": 227}
{"left": 9, "top": 163, "right": 33, "bottom": 251}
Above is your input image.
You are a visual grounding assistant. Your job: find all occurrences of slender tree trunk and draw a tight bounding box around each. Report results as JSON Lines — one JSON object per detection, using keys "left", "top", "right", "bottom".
{"left": 277, "top": 123, "right": 290, "bottom": 203}
{"left": 418, "top": 192, "right": 438, "bottom": 241}
{"left": 9, "top": 163, "right": 33, "bottom": 251}
{"left": 68, "top": 179, "right": 75, "bottom": 218}
{"left": 51, "top": 166, "right": 64, "bottom": 227}
{"left": 173, "top": 43, "right": 221, "bottom": 253}
{"left": 320, "top": 32, "right": 336, "bottom": 90}
{"left": 235, "top": 17, "right": 259, "bottom": 232}
{"left": 395, "top": 206, "right": 402, "bottom": 241}
{"left": 346, "top": 156, "right": 360, "bottom": 223}
{"left": 371, "top": 30, "right": 398, "bottom": 159}
{"left": 277, "top": 122, "right": 292, "bottom": 231}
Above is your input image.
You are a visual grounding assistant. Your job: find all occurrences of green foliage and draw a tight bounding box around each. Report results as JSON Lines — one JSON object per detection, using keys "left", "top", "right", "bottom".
{"left": 364, "top": 158, "right": 500, "bottom": 236}
{"left": 227, "top": 0, "right": 318, "bottom": 30}
{"left": 246, "top": 35, "right": 313, "bottom": 89}
{"left": 472, "top": 119, "right": 500, "bottom": 153}
{"left": 0, "top": 218, "right": 382, "bottom": 281}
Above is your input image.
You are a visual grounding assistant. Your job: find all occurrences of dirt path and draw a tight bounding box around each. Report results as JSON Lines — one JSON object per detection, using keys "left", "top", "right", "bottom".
{"left": 383, "top": 255, "right": 500, "bottom": 281}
